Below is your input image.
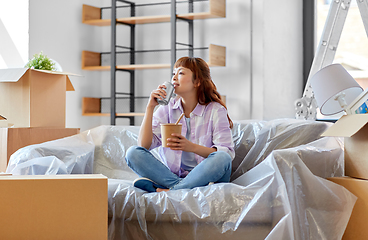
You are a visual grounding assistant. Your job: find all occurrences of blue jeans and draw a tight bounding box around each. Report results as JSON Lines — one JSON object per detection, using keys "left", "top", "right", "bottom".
{"left": 125, "top": 146, "right": 232, "bottom": 190}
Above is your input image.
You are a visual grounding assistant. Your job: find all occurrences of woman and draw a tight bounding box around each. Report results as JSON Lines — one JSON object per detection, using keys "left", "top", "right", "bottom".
{"left": 125, "top": 56, "right": 234, "bottom": 192}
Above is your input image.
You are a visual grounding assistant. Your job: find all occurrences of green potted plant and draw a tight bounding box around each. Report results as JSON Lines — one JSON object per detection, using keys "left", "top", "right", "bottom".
{"left": 25, "top": 51, "right": 56, "bottom": 71}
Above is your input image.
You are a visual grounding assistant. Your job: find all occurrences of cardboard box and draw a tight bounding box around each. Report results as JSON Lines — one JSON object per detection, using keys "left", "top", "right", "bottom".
{"left": 0, "top": 174, "right": 108, "bottom": 240}
{"left": 322, "top": 114, "right": 368, "bottom": 180}
{"left": 0, "top": 68, "right": 76, "bottom": 128}
{"left": 328, "top": 177, "right": 367, "bottom": 240}
{"left": 0, "top": 127, "right": 80, "bottom": 172}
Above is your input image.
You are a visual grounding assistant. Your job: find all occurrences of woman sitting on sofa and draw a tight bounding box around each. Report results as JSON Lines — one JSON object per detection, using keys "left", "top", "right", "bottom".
{"left": 125, "top": 56, "right": 235, "bottom": 192}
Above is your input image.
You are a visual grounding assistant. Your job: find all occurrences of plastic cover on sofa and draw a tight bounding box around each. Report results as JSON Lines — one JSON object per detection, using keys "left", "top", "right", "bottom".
{"left": 6, "top": 119, "right": 356, "bottom": 240}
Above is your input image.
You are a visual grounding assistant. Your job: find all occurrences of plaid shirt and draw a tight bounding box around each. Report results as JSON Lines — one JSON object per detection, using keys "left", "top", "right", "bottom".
{"left": 149, "top": 97, "right": 235, "bottom": 177}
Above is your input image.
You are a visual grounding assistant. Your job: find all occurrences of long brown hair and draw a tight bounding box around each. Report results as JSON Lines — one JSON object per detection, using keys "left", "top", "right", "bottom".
{"left": 174, "top": 57, "right": 233, "bottom": 128}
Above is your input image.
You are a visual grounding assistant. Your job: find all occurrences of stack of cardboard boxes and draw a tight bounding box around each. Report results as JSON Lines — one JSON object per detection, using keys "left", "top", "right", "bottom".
{"left": 0, "top": 68, "right": 108, "bottom": 239}
{"left": 0, "top": 68, "right": 80, "bottom": 172}
{"left": 325, "top": 114, "right": 368, "bottom": 239}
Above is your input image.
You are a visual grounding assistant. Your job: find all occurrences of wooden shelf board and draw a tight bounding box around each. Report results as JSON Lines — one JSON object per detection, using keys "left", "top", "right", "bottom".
{"left": 82, "top": 62, "right": 225, "bottom": 70}
{"left": 82, "top": 66, "right": 110, "bottom": 71}
{"left": 179, "top": 12, "right": 223, "bottom": 20}
{"left": 82, "top": 64, "right": 171, "bottom": 71}
{"left": 83, "top": 12, "right": 224, "bottom": 26}
{"left": 82, "top": 97, "right": 145, "bottom": 117}
{"left": 118, "top": 64, "right": 171, "bottom": 70}
{"left": 81, "top": 44, "right": 227, "bottom": 70}
{"left": 118, "top": 15, "right": 171, "bottom": 25}
{"left": 83, "top": 113, "right": 145, "bottom": 117}
{"left": 82, "top": 63, "right": 226, "bottom": 70}
{"left": 83, "top": 19, "right": 111, "bottom": 26}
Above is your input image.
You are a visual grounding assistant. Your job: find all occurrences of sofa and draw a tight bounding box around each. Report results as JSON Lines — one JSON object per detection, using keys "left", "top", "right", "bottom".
{"left": 6, "top": 119, "right": 356, "bottom": 240}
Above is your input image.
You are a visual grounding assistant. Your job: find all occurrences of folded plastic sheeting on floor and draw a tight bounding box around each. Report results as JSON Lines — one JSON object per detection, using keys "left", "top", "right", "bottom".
{"left": 6, "top": 119, "right": 356, "bottom": 240}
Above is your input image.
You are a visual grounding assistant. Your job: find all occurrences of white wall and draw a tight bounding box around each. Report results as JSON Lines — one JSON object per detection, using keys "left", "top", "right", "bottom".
{"left": 252, "top": 0, "right": 303, "bottom": 120}
{"left": 29, "top": 0, "right": 105, "bottom": 131}
{"left": 29, "top": 0, "right": 303, "bottom": 131}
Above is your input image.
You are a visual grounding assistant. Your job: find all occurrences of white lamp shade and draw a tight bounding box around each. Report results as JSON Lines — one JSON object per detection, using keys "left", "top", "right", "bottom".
{"left": 310, "top": 64, "right": 363, "bottom": 115}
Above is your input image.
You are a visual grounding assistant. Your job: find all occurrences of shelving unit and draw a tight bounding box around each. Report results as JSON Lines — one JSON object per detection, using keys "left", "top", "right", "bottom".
{"left": 81, "top": 0, "right": 226, "bottom": 125}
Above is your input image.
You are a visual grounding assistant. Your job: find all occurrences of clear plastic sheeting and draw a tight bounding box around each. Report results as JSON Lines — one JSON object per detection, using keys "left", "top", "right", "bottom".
{"left": 7, "top": 119, "right": 356, "bottom": 240}
{"left": 7, "top": 132, "right": 95, "bottom": 175}
{"left": 230, "top": 118, "right": 339, "bottom": 180}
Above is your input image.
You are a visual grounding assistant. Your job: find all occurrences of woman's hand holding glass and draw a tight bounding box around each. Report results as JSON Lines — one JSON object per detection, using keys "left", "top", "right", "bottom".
{"left": 148, "top": 84, "right": 167, "bottom": 108}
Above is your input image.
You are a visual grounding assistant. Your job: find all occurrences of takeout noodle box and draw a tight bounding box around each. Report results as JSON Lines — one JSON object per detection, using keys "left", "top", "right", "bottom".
{"left": 0, "top": 68, "right": 77, "bottom": 127}
{"left": 322, "top": 114, "right": 368, "bottom": 180}
{"left": 0, "top": 127, "right": 80, "bottom": 172}
{"left": 0, "top": 174, "right": 108, "bottom": 240}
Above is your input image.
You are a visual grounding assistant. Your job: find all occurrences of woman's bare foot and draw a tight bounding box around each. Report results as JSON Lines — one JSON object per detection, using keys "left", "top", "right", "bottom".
{"left": 156, "top": 188, "right": 170, "bottom": 192}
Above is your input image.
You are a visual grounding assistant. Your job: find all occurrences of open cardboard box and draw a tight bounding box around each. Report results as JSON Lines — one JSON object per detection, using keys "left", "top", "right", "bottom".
{"left": 0, "top": 174, "right": 108, "bottom": 240}
{"left": 0, "top": 68, "right": 77, "bottom": 128}
{"left": 0, "top": 127, "right": 80, "bottom": 172}
{"left": 322, "top": 114, "right": 368, "bottom": 180}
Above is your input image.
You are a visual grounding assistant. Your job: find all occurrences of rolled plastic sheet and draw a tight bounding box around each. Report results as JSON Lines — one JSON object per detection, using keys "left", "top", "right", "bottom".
{"left": 6, "top": 119, "right": 356, "bottom": 240}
